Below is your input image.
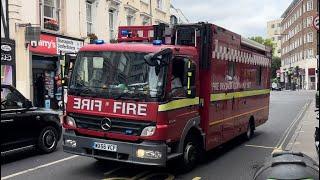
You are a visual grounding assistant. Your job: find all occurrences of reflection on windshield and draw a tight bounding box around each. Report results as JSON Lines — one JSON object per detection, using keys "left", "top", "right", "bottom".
{"left": 69, "top": 51, "right": 166, "bottom": 99}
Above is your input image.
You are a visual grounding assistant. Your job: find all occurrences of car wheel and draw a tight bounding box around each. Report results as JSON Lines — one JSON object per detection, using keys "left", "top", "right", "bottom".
{"left": 37, "top": 126, "right": 58, "bottom": 153}
{"left": 245, "top": 121, "right": 255, "bottom": 140}
{"left": 179, "top": 134, "right": 201, "bottom": 172}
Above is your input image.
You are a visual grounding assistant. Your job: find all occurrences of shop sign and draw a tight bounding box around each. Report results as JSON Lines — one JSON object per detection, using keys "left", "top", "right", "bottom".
{"left": 1, "top": 38, "right": 15, "bottom": 64}
{"left": 29, "top": 34, "right": 57, "bottom": 55}
{"left": 29, "top": 34, "right": 83, "bottom": 55}
{"left": 57, "top": 37, "right": 83, "bottom": 55}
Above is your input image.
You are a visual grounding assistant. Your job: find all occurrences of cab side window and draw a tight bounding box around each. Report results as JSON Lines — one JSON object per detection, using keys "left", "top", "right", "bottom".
{"left": 1, "top": 87, "right": 25, "bottom": 110}
{"left": 170, "top": 57, "right": 187, "bottom": 98}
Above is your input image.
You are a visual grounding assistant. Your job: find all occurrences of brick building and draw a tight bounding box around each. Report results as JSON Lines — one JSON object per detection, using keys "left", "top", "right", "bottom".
{"left": 280, "top": 0, "right": 318, "bottom": 90}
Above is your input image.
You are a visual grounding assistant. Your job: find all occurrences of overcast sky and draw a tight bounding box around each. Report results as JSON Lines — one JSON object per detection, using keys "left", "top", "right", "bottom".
{"left": 172, "top": 0, "right": 293, "bottom": 38}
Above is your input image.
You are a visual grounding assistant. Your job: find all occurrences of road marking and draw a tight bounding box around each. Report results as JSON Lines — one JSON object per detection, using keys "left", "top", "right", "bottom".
{"left": 274, "top": 102, "right": 309, "bottom": 150}
{"left": 140, "top": 173, "right": 175, "bottom": 180}
{"left": 103, "top": 167, "right": 124, "bottom": 176}
{"left": 272, "top": 148, "right": 284, "bottom": 154}
{"left": 192, "top": 177, "right": 202, "bottom": 180}
{"left": 245, "top": 144, "right": 276, "bottom": 149}
{"left": 1, "top": 155, "right": 78, "bottom": 180}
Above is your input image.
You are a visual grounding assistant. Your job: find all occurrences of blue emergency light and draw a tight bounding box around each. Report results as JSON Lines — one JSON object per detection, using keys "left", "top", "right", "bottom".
{"left": 121, "top": 30, "right": 130, "bottom": 36}
{"left": 153, "top": 40, "right": 163, "bottom": 45}
{"left": 95, "top": 39, "right": 105, "bottom": 44}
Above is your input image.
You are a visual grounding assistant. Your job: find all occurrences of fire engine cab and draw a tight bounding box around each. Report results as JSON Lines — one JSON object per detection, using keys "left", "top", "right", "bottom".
{"left": 62, "top": 23, "right": 272, "bottom": 170}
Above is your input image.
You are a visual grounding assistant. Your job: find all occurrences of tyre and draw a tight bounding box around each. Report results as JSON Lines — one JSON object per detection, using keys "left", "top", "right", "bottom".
{"left": 37, "top": 126, "right": 58, "bottom": 153}
{"left": 179, "top": 134, "right": 201, "bottom": 172}
{"left": 245, "top": 120, "right": 255, "bottom": 140}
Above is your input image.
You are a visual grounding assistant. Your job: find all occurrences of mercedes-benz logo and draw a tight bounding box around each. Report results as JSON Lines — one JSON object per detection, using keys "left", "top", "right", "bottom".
{"left": 101, "top": 118, "right": 112, "bottom": 131}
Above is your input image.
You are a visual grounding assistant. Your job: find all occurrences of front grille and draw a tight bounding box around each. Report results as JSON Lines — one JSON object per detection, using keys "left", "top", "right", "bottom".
{"left": 70, "top": 113, "right": 154, "bottom": 136}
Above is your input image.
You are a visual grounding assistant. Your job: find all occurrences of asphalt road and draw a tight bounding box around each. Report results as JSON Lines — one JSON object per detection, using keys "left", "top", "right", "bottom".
{"left": 1, "top": 91, "right": 315, "bottom": 180}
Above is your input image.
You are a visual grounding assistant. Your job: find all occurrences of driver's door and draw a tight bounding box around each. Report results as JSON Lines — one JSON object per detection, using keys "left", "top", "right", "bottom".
{"left": 1, "top": 86, "right": 36, "bottom": 151}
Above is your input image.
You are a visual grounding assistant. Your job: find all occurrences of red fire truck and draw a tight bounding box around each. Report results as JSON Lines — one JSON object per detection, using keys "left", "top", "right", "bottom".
{"left": 62, "top": 23, "right": 272, "bottom": 170}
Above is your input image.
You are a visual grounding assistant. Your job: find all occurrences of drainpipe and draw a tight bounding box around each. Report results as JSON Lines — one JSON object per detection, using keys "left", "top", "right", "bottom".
{"left": 149, "top": 0, "right": 152, "bottom": 24}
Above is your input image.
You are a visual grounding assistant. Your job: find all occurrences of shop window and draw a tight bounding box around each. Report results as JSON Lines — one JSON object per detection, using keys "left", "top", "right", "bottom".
{"left": 1, "top": 65, "right": 13, "bottom": 85}
{"left": 43, "top": 0, "right": 60, "bottom": 31}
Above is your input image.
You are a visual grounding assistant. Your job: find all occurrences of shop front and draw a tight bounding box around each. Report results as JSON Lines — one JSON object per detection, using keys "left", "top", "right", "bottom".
{"left": 29, "top": 33, "right": 83, "bottom": 109}
{"left": 1, "top": 38, "right": 16, "bottom": 86}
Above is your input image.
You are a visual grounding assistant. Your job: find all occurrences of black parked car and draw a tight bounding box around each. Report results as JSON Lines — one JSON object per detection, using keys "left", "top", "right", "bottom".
{"left": 1, "top": 84, "right": 62, "bottom": 154}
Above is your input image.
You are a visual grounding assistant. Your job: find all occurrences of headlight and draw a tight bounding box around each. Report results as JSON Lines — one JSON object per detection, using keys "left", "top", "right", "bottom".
{"left": 64, "top": 116, "right": 76, "bottom": 128}
{"left": 64, "top": 139, "right": 77, "bottom": 147}
{"left": 136, "top": 149, "right": 162, "bottom": 159}
{"left": 141, "top": 126, "right": 156, "bottom": 137}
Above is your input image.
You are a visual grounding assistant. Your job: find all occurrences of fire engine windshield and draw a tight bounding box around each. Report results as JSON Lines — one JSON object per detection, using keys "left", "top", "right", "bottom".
{"left": 69, "top": 51, "right": 166, "bottom": 100}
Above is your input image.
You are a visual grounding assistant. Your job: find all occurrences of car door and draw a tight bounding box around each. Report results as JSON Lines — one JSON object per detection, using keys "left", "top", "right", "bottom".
{"left": 1, "top": 86, "right": 22, "bottom": 151}
{"left": 1, "top": 85, "right": 38, "bottom": 151}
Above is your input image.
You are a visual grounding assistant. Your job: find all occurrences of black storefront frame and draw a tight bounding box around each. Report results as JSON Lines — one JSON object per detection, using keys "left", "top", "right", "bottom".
{"left": 1, "top": 38, "right": 16, "bottom": 87}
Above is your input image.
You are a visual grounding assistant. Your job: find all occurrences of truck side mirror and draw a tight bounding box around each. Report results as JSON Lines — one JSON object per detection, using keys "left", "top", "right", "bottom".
{"left": 183, "top": 59, "right": 196, "bottom": 98}
{"left": 63, "top": 54, "right": 76, "bottom": 86}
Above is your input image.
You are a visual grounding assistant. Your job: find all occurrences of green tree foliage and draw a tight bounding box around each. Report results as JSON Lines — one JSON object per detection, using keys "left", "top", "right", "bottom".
{"left": 249, "top": 36, "right": 276, "bottom": 56}
{"left": 271, "top": 56, "right": 281, "bottom": 79}
{"left": 249, "top": 36, "right": 280, "bottom": 78}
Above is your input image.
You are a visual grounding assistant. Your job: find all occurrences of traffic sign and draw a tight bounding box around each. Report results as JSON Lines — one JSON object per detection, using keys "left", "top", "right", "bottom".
{"left": 313, "top": 15, "right": 319, "bottom": 31}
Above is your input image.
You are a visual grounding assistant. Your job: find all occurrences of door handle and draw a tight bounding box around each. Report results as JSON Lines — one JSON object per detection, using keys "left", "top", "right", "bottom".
{"left": 1, "top": 119, "right": 14, "bottom": 123}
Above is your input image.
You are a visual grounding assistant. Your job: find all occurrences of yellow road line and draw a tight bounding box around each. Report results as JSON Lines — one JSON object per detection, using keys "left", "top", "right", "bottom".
{"left": 209, "top": 106, "right": 268, "bottom": 126}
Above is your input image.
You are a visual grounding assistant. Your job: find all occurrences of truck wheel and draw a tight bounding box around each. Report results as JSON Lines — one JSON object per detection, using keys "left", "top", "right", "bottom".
{"left": 180, "top": 135, "right": 200, "bottom": 171}
{"left": 245, "top": 121, "right": 255, "bottom": 140}
{"left": 37, "top": 126, "right": 58, "bottom": 153}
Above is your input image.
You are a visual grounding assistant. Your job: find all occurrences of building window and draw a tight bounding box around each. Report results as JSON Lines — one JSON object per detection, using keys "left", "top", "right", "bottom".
{"left": 306, "top": 0, "right": 313, "bottom": 11}
{"left": 109, "top": 9, "right": 116, "bottom": 39}
{"left": 308, "top": 49, "right": 314, "bottom": 58}
{"left": 142, "top": 17, "right": 150, "bottom": 25}
{"left": 271, "top": 24, "right": 275, "bottom": 28}
{"left": 306, "top": 16, "right": 313, "bottom": 27}
{"left": 170, "top": 15, "right": 178, "bottom": 25}
{"left": 127, "top": 15, "right": 134, "bottom": 26}
{"left": 307, "top": 32, "right": 313, "bottom": 43}
{"left": 156, "top": 0, "right": 163, "bottom": 10}
{"left": 86, "top": 1, "right": 94, "bottom": 34}
{"left": 43, "top": 0, "right": 60, "bottom": 31}
{"left": 141, "top": 0, "right": 149, "bottom": 4}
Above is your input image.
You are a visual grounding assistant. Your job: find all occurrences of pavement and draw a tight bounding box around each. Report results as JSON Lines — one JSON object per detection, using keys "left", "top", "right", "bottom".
{"left": 1, "top": 90, "right": 317, "bottom": 180}
{"left": 285, "top": 99, "right": 319, "bottom": 164}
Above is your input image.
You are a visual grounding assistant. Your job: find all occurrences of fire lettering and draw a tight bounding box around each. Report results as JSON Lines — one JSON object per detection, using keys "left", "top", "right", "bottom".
{"left": 73, "top": 98, "right": 102, "bottom": 111}
{"left": 113, "top": 102, "right": 147, "bottom": 116}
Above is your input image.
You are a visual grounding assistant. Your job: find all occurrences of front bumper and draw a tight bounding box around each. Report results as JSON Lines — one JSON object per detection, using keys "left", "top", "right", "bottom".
{"left": 62, "top": 132, "right": 168, "bottom": 166}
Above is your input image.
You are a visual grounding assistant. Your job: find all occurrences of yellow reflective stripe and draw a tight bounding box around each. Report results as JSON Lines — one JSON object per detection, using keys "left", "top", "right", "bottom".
{"left": 209, "top": 106, "right": 268, "bottom": 126}
{"left": 158, "top": 97, "right": 199, "bottom": 112}
{"left": 211, "top": 89, "right": 270, "bottom": 102}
